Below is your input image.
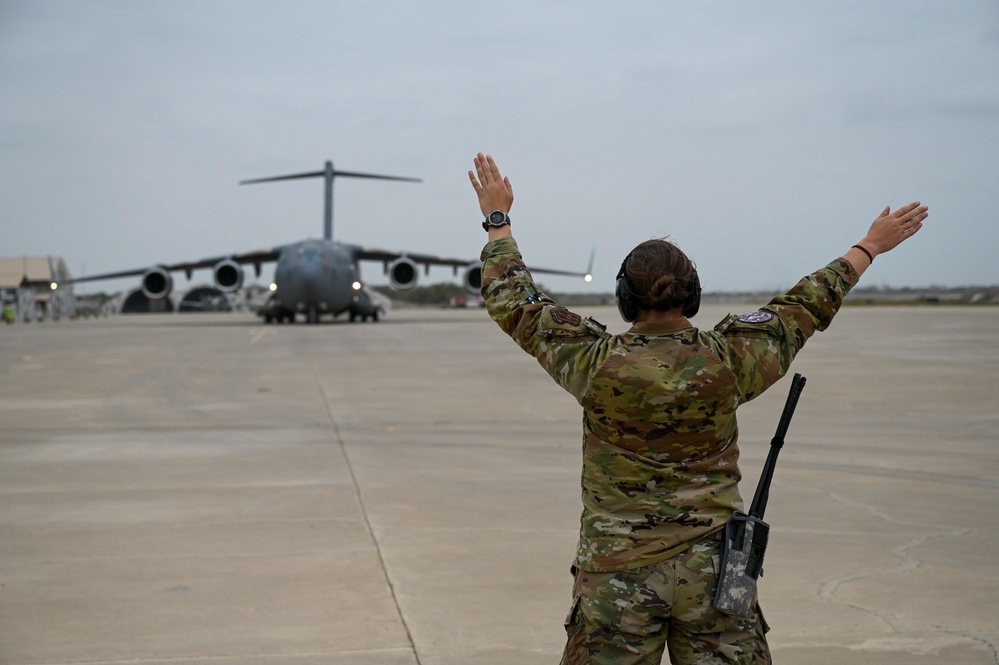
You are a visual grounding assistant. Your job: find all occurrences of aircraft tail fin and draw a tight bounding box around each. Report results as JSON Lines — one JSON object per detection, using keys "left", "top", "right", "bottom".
{"left": 240, "top": 161, "right": 421, "bottom": 241}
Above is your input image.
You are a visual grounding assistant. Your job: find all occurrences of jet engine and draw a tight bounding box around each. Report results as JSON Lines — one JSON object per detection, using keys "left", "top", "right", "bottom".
{"left": 463, "top": 261, "right": 483, "bottom": 294}
{"left": 141, "top": 266, "right": 173, "bottom": 300}
{"left": 212, "top": 259, "right": 244, "bottom": 293}
{"left": 388, "top": 257, "right": 419, "bottom": 290}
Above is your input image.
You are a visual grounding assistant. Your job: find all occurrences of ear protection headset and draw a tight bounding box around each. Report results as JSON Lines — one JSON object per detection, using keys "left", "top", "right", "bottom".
{"left": 615, "top": 249, "right": 702, "bottom": 322}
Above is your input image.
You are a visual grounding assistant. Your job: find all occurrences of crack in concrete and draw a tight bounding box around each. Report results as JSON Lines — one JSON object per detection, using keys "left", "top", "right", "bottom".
{"left": 818, "top": 491, "right": 974, "bottom": 636}
{"left": 952, "top": 631, "right": 999, "bottom": 665}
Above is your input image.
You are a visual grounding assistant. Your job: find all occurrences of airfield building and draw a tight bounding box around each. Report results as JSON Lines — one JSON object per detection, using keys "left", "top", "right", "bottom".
{"left": 0, "top": 256, "right": 76, "bottom": 322}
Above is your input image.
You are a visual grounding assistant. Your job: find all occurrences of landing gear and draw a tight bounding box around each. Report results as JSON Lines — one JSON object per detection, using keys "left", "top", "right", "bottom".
{"left": 349, "top": 307, "right": 381, "bottom": 322}
{"left": 258, "top": 294, "right": 298, "bottom": 324}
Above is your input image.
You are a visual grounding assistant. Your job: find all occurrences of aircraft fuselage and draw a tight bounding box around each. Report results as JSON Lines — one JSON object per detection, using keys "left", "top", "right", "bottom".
{"left": 265, "top": 239, "right": 375, "bottom": 323}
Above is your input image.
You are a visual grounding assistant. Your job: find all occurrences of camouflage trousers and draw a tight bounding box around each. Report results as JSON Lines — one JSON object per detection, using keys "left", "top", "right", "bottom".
{"left": 560, "top": 533, "right": 770, "bottom": 665}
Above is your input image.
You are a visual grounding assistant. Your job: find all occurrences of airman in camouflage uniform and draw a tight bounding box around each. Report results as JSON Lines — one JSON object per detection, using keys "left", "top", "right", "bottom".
{"left": 468, "top": 152, "right": 927, "bottom": 665}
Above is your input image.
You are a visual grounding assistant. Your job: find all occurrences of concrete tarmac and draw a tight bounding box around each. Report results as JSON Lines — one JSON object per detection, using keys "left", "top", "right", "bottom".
{"left": 1, "top": 305, "right": 996, "bottom": 665}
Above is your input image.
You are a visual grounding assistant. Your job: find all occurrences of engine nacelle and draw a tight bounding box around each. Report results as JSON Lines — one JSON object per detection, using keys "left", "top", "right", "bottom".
{"left": 388, "top": 257, "right": 419, "bottom": 290}
{"left": 213, "top": 259, "right": 244, "bottom": 293}
{"left": 463, "top": 261, "right": 483, "bottom": 294}
{"left": 141, "top": 266, "right": 173, "bottom": 300}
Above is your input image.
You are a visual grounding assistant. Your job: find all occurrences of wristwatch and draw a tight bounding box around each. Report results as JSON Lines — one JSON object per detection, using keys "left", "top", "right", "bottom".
{"left": 482, "top": 210, "right": 511, "bottom": 232}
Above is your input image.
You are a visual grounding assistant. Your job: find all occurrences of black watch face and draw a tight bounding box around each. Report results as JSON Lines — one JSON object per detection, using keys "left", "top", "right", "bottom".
{"left": 489, "top": 211, "right": 506, "bottom": 225}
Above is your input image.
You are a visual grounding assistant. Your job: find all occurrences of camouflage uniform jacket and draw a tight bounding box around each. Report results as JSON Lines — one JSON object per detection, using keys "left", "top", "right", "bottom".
{"left": 480, "top": 237, "right": 860, "bottom": 573}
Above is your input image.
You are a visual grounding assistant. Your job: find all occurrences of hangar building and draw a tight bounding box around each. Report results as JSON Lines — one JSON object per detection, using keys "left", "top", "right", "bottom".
{"left": 0, "top": 256, "right": 75, "bottom": 322}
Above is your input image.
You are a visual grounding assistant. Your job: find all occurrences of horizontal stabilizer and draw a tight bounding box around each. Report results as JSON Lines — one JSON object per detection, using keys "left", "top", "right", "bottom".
{"left": 240, "top": 170, "right": 421, "bottom": 185}
{"left": 239, "top": 160, "right": 422, "bottom": 240}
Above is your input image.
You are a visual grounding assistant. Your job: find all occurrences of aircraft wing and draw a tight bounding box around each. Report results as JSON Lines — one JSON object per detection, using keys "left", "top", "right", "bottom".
{"left": 354, "top": 246, "right": 472, "bottom": 269}
{"left": 353, "top": 245, "right": 593, "bottom": 279}
{"left": 57, "top": 248, "right": 282, "bottom": 285}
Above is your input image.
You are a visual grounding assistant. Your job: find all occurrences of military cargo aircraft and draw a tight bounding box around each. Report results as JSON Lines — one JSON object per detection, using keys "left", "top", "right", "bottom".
{"left": 56, "top": 161, "right": 592, "bottom": 323}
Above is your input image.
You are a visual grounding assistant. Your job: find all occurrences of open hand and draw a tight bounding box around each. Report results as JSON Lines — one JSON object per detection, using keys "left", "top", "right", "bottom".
{"left": 861, "top": 201, "right": 928, "bottom": 256}
{"left": 468, "top": 153, "right": 514, "bottom": 217}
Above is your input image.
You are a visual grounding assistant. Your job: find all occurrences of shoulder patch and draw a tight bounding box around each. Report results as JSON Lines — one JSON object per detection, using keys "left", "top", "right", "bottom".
{"left": 551, "top": 306, "right": 582, "bottom": 326}
{"left": 737, "top": 311, "right": 775, "bottom": 324}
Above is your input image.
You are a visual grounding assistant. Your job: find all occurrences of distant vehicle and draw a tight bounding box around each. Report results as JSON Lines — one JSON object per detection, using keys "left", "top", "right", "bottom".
{"left": 448, "top": 295, "right": 486, "bottom": 309}
{"left": 55, "top": 160, "right": 592, "bottom": 324}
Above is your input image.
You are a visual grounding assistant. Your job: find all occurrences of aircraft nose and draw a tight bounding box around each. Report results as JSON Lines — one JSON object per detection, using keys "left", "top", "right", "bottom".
{"left": 278, "top": 257, "right": 325, "bottom": 305}
{"left": 296, "top": 261, "right": 324, "bottom": 298}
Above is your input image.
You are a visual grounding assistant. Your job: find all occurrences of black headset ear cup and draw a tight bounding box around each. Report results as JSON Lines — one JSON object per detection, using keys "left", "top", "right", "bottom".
{"left": 615, "top": 253, "right": 637, "bottom": 322}
{"left": 682, "top": 269, "right": 701, "bottom": 318}
{"left": 616, "top": 275, "right": 637, "bottom": 322}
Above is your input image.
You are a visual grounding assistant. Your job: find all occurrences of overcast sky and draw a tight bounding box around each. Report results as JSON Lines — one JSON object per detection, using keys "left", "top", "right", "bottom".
{"left": 1, "top": 0, "right": 997, "bottom": 295}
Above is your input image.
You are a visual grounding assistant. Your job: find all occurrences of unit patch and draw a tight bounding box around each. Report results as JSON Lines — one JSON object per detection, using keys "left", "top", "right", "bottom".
{"left": 736, "top": 311, "right": 775, "bottom": 324}
{"left": 551, "top": 307, "right": 582, "bottom": 326}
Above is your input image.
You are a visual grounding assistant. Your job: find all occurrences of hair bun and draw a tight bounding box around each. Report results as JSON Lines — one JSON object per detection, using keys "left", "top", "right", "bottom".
{"left": 624, "top": 238, "right": 696, "bottom": 313}
{"left": 649, "top": 274, "right": 683, "bottom": 309}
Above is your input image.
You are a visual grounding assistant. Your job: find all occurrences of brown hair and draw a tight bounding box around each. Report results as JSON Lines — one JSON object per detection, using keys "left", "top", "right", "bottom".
{"left": 623, "top": 239, "right": 697, "bottom": 312}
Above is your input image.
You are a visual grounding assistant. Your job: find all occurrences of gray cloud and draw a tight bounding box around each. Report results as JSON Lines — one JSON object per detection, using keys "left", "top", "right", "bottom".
{"left": 1, "top": 0, "right": 996, "bottom": 294}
